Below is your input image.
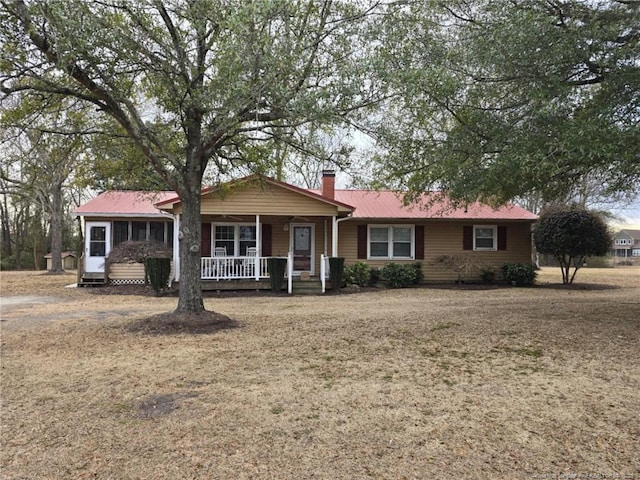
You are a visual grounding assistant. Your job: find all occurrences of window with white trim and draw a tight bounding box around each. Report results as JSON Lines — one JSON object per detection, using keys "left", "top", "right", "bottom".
{"left": 474, "top": 225, "right": 497, "bottom": 251}
{"left": 633, "top": 249, "right": 640, "bottom": 257}
{"left": 214, "top": 224, "right": 257, "bottom": 256}
{"left": 368, "top": 225, "right": 414, "bottom": 259}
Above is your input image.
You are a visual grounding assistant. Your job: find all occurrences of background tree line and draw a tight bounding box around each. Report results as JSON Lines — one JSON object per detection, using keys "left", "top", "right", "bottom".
{"left": 1, "top": 1, "right": 637, "bottom": 314}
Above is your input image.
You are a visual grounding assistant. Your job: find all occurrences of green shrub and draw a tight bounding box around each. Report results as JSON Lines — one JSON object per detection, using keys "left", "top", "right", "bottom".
{"left": 479, "top": 267, "right": 496, "bottom": 284}
{"left": 380, "top": 263, "right": 417, "bottom": 288}
{"left": 343, "top": 261, "right": 371, "bottom": 287}
{"left": 368, "top": 267, "right": 381, "bottom": 286}
{"left": 501, "top": 263, "right": 537, "bottom": 286}
{"left": 411, "top": 262, "right": 424, "bottom": 284}
{"left": 144, "top": 257, "right": 171, "bottom": 295}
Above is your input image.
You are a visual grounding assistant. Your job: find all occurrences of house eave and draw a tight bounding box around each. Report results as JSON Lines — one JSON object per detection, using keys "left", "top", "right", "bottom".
{"left": 75, "top": 212, "right": 174, "bottom": 219}
{"left": 352, "top": 217, "right": 538, "bottom": 222}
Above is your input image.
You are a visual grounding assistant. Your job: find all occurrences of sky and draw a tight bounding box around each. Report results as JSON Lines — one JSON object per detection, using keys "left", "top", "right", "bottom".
{"left": 611, "top": 197, "right": 640, "bottom": 229}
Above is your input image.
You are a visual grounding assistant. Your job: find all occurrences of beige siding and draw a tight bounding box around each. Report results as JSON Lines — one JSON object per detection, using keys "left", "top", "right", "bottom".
{"left": 109, "top": 262, "right": 145, "bottom": 280}
{"left": 338, "top": 220, "right": 533, "bottom": 283}
{"left": 109, "top": 261, "right": 175, "bottom": 281}
{"left": 185, "top": 184, "right": 341, "bottom": 216}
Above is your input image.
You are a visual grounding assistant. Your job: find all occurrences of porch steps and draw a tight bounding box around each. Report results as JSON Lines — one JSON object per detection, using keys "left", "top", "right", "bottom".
{"left": 78, "top": 273, "right": 107, "bottom": 287}
{"left": 292, "top": 279, "right": 324, "bottom": 295}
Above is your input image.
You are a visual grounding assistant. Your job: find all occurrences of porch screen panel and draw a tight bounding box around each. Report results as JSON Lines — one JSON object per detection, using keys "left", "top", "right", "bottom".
{"left": 149, "top": 222, "right": 165, "bottom": 243}
{"left": 131, "top": 221, "right": 147, "bottom": 241}
{"left": 166, "top": 223, "right": 174, "bottom": 248}
{"left": 113, "top": 221, "right": 129, "bottom": 246}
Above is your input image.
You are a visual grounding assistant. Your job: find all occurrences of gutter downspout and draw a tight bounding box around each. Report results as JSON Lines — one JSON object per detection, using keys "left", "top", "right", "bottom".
{"left": 77, "top": 215, "right": 85, "bottom": 285}
{"left": 332, "top": 213, "right": 353, "bottom": 257}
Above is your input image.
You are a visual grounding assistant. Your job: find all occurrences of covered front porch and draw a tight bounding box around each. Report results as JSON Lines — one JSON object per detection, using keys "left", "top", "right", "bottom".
{"left": 156, "top": 175, "right": 354, "bottom": 293}
{"left": 198, "top": 251, "right": 332, "bottom": 294}
{"left": 194, "top": 214, "right": 336, "bottom": 293}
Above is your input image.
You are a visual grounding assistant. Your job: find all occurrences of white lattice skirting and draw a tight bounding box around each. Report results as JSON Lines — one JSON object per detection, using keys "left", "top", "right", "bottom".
{"left": 109, "top": 279, "right": 146, "bottom": 286}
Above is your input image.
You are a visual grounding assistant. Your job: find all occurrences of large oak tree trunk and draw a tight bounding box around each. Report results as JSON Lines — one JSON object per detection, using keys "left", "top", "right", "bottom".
{"left": 175, "top": 146, "right": 206, "bottom": 314}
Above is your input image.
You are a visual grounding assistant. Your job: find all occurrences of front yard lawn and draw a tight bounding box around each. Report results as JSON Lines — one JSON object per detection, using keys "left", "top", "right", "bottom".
{"left": 1, "top": 268, "right": 639, "bottom": 479}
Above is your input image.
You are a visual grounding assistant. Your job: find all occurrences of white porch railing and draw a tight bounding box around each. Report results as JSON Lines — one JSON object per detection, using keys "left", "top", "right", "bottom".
{"left": 287, "top": 251, "right": 293, "bottom": 294}
{"left": 320, "top": 254, "right": 329, "bottom": 293}
{"left": 201, "top": 256, "right": 270, "bottom": 280}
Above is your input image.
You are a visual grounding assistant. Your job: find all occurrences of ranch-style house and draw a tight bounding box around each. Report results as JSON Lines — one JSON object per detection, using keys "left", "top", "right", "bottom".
{"left": 73, "top": 171, "right": 537, "bottom": 291}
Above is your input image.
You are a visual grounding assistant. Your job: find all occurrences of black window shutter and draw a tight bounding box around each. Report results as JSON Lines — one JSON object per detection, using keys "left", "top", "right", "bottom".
{"left": 463, "top": 226, "right": 473, "bottom": 250}
{"left": 261, "top": 224, "right": 272, "bottom": 256}
{"left": 415, "top": 225, "right": 425, "bottom": 259}
{"left": 201, "top": 223, "right": 211, "bottom": 257}
{"left": 497, "top": 226, "right": 507, "bottom": 251}
{"left": 357, "top": 225, "right": 367, "bottom": 259}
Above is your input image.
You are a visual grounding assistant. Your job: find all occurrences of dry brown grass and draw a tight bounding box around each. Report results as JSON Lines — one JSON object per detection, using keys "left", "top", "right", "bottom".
{"left": 1, "top": 268, "right": 639, "bottom": 479}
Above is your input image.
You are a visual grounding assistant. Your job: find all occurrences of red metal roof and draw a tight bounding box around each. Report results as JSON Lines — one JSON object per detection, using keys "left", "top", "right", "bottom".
{"left": 74, "top": 186, "right": 537, "bottom": 221}
{"left": 73, "top": 191, "right": 176, "bottom": 217}
{"left": 330, "top": 190, "right": 538, "bottom": 221}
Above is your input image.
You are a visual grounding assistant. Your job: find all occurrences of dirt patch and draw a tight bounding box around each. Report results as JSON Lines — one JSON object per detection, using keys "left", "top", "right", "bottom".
{"left": 137, "top": 392, "right": 199, "bottom": 419}
{"left": 1, "top": 295, "right": 61, "bottom": 308}
{"left": 125, "top": 310, "right": 240, "bottom": 335}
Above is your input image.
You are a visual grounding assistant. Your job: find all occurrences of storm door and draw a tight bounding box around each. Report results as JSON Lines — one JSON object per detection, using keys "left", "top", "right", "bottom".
{"left": 291, "top": 224, "right": 314, "bottom": 274}
{"left": 85, "top": 222, "right": 111, "bottom": 273}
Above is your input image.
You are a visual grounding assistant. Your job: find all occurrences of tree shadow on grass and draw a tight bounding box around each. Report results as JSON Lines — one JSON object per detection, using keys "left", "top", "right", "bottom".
{"left": 535, "top": 283, "right": 620, "bottom": 291}
{"left": 126, "top": 310, "right": 240, "bottom": 335}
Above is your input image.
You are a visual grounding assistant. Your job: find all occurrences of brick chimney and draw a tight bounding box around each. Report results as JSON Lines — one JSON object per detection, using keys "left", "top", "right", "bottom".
{"left": 321, "top": 170, "right": 335, "bottom": 199}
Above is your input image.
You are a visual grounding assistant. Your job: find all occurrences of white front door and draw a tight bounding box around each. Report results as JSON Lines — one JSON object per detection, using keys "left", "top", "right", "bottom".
{"left": 85, "top": 222, "right": 111, "bottom": 273}
{"left": 291, "top": 224, "right": 314, "bottom": 274}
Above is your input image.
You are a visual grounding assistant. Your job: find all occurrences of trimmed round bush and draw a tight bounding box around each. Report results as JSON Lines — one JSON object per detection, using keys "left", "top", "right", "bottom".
{"left": 501, "top": 262, "right": 537, "bottom": 286}
{"left": 343, "top": 261, "right": 371, "bottom": 287}
{"left": 380, "top": 263, "right": 417, "bottom": 288}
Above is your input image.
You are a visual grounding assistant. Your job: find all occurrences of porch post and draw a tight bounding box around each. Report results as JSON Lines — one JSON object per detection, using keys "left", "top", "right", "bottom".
{"left": 324, "top": 219, "right": 328, "bottom": 255}
{"left": 173, "top": 214, "right": 181, "bottom": 282}
{"left": 255, "top": 214, "right": 260, "bottom": 281}
{"left": 332, "top": 215, "right": 338, "bottom": 257}
{"left": 77, "top": 215, "right": 86, "bottom": 285}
